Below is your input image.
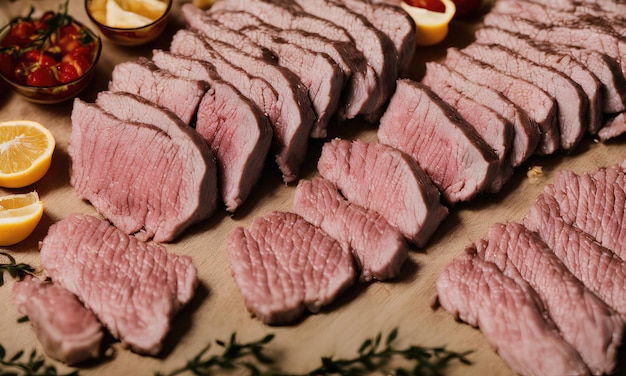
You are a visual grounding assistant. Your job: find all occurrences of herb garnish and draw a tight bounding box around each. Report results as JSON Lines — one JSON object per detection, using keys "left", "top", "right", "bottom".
{"left": 0, "top": 344, "right": 78, "bottom": 376}
{"left": 0, "top": 251, "right": 36, "bottom": 286}
{"left": 155, "top": 328, "right": 472, "bottom": 376}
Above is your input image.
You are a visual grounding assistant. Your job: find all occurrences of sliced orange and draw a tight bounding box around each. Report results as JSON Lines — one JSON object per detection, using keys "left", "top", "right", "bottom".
{"left": 0, "top": 120, "right": 55, "bottom": 188}
{"left": 402, "top": 0, "right": 457, "bottom": 47}
{"left": 0, "top": 191, "right": 44, "bottom": 246}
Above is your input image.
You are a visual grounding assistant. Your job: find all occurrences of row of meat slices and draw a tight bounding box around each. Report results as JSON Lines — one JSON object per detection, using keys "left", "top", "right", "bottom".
{"left": 437, "top": 165, "right": 626, "bottom": 376}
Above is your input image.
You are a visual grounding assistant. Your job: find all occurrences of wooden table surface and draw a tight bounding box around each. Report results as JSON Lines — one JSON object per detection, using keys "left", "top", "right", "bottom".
{"left": 2, "top": 1, "right": 626, "bottom": 375}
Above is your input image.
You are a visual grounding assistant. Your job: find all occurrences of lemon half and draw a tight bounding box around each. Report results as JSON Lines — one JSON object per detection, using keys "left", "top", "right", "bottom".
{"left": 0, "top": 191, "right": 44, "bottom": 246}
{"left": 402, "top": 0, "right": 457, "bottom": 47}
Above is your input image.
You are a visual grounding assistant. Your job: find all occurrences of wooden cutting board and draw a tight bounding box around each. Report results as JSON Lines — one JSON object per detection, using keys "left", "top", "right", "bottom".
{"left": 2, "top": 1, "right": 626, "bottom": 375}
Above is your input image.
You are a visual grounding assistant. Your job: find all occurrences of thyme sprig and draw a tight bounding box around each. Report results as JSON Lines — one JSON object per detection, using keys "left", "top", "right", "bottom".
{"left": 0, "top": 344, "right": 78, "bottom": 376}
{"left": 0, "top": 251, "right": 36, "bottom": 286}
{"left": 155, "top": 328, "right": 472, "bottom": 376}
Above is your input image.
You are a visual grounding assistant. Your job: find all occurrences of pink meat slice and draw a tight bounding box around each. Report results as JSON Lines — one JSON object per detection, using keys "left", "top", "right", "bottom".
{"left": 317, "top": 138, "right": 448, "bottom": 248}
{"left": 228, "top": 210, "right": 355, "bottom": 325}
{"left": 293, "top": 177, "right": 408, "bottom": 282}
{"left": 40, "top": 213, "right": 198, "bottom": 356}
{"left": 13, "top": 277, "right": 103, "bottom": 365}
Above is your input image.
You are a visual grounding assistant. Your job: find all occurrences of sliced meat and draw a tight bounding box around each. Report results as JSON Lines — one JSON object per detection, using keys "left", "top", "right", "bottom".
{"left": 475, "top": 27, "right": 603, "bottom": 134}
{"left": 108, "top": 58, "right": 208, "bottom": 125}
{"left": 538, "top": 0, "right": 626, "bottom": 20}
{"left": 291, "top": 0, "right": 398, "bottom": 119}
{"left": 444, "top": 48, "right": 559, "bottom": 155}
{"left": 421, "top": 62, "right": 540, "bottom": 167}
{"left": 377, "top": 79, "right": 499, "bottom": 204}
{"left": 13, "top": 277, "right": 103, "bottom": 365}
{"left": 545, "top": 167, "right": 626, "bottom": 260}
{"left": 598, "top": 112, "right": 626, "bottom": 141}
{"left": 317, "top": 138, "right": 448, "bottom": 247}
{"left": 338, "top": 0, "right": 416, "bottom": 76}
{"left": 170, "top": 29, "right": 310, "bottom": 183}
{"left": 524, "top": 192, "right": 626, "bottom": 315}
{"left": 293, "top": 177, "right": 409, "bottom": 282}
{"left": 420, "top": 80, "right": 514, "bottom": 192}
{"left": 210, "top": 0, "right": 376, "bottom": 120}
{"left": 228, "top": 210, "right": 355, "bottom": 325}
{"left": 70, "top": 98, "right": 217, "bottom": 242}
{"left": 476, "top": 222, "right": 623, "bottom": 375}
{"left": 151, "top": 50, "right": 272, "bottom": 213}
{"left": 436, "top": 249, "right": 589, "bottom": 376}
{"left": 40, "top": 213, "right": 198, "bottom": 356}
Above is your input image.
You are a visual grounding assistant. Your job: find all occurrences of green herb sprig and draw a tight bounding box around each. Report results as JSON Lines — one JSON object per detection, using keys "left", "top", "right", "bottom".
{"left": 0, "top": 251, "right": 36, "bottom": 286}
{"left": 0, "top": 344, "right": 78, "bottom": 376}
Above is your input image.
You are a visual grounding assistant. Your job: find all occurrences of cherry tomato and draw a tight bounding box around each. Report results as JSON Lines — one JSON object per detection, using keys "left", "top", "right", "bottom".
{"left": 57, "top": 61, "right": 79, "bottom": 83}
{"left": 1, "top": 21, "right": 36, "bottom": 47}
{"left": 20, "top": 50, "right": 57, "bottom": 68}
{"left": 62, "top": 51, "right": 91, "bottom": 76}
{"left": 26, "top": 66, "right": 58, "bottom": 87}
{"left": 404, "top": 0, "right": 446, "bottom": 13}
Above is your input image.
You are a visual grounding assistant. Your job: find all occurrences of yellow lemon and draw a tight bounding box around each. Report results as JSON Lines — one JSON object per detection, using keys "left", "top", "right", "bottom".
{"left": 0, "top": 120, "right": 55, "bottom": 188}
{"left": 0, "top": 191, "right": 44, "bottom": 246}
{"left": 402, "top": 0, "right": 456, "bottom": 47}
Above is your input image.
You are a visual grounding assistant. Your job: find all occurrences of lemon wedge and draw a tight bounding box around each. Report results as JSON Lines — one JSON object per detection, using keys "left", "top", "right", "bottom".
{"left": 106, "top": 0, "right": 154, "bottom": 28}
{"left": 0, "top": 191, "right": 44, "bottom": 246}
{"left": 115, "top": 0, "right": 168, "bottom": 21}
{"left": 0, "top": 120, "right": 55, "bottom": 188}
{"left": 402, "top": 0, "right": 456, "bottom": 46}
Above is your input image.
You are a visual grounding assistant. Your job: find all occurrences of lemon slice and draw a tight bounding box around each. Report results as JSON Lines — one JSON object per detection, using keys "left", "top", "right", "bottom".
{"left": 0, "top": 191, "right": 44, "bottom": 246}
{"left": 0, "top": 120, "right": 55, "bottom": 188}
{"left": 402, "top": 0, "right": 456, "bottom": 46}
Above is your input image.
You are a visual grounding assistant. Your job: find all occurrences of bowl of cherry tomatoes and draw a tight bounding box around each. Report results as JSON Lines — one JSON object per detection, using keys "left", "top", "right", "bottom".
{"left": 0, "top": 6, "right": 101, "bottom": 104}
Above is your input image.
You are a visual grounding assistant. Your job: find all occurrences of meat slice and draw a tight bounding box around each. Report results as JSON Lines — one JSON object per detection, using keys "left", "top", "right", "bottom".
{"left": 13, "top": 277, "right": 103, "bottom": 365}
{"left": 421, "top": 62, "right": 540, "bottom": 167}
{"left": 338, "top": 0, "right": 416, "bottom": 76}
{"left": 598, "top": 112, "right": 626, "bottom": 141}
{"left": 210, "top": 0, "right": 376, "bottom": 120}
{"left": 377, "top": 79, "right": 499, "bottom": 204}
{"left": 476, "top": 222, "right": 623, "bottom": 375}
{"left": 183, "top": 4, "right": 342, "bottom": 138}
{"left": 151, "top": 50, "right": 272, "bottom": 213}
{"left": 475, "top": 27, "right": 603, "bottom": 134}
{"left": 546, "top": 167, "right": 626, "bottom": 260}
{"left": 538, "top": 0, "right": 626, "bottom": 20}
{"left": 317, "top": 138, "right": 448, "bottom": 247}
{"left": 293, "top": 177, "right": 408, "bottom": 282}
{"left": 436, "top": 249, "right": 589, "bottom": 376}
{"left": 228, "top": 210, "right": 355, "bottom": 325}
{"left": 108, "top": 58, "right": 208, "bottom": 125}
{"left": 170, "top": 29, "right": 311, "bottom": 183}
{"left": 420, "top": 80, "right": 514, "bottom": 192}
{"left": 524, "top": 192, "right": 626, "bottom": 315}
{"left": 70, "top": 98, "right": 218, "bottom": 242}
{"left": 40, "top": 213, "right": 198, "bottom": 356}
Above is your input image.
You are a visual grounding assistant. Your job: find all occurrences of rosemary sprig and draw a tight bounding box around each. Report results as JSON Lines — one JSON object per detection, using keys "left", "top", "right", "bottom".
{"left": 0, "top": 251, "right": 36, "bottom": 286}
{"left": 0, "top": 344, "right": 79, "bottom": 376}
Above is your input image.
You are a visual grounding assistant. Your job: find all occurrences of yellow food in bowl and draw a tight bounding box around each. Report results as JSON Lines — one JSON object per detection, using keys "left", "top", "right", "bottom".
{"left": 89, "top": 0, "right": 168, "bottom": 28}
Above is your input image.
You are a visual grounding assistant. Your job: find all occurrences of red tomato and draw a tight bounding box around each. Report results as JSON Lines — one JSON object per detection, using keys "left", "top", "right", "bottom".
{"left": 20, "top": 50, "right": 57, "bottom": 68}
{"left": 404, "top": 0, "right": 446, "bottom": 13}
{"left": 33, "top": 11, "right": 55, "bottom": 30}
{"left": 57, "top": 61, "right": 79, "bottom": 83}
{"left": 57, "top": 33, "right": 80, "bottom": 56}
{"left": 62, "top": 52, "right": 91, "bottom": 76}
{"left": 26, "top": 66, "right": 58, "bottom": 86}
{"left": 451, "top": 0, "right": 481, "bottom": 16}
{"left": 1, "top": 21, "right": 36, "bottom": 47}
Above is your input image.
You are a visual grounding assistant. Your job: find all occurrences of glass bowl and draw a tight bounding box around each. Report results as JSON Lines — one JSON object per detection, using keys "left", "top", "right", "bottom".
{"left": 85, "top": 0, "right": 172, "bottom": 46}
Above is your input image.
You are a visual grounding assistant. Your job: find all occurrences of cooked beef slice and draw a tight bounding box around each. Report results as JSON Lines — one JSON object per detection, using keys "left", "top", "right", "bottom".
{"left": 13, "top": 277, "right": 103, "bottom": 365}
{"left": 461, "top": 43, "right": 588, "bottom": 151}
{"left": 338, "top": 0, "right": 416, "bottom": 76}
{"left": 421, "top": 62, "right": 540, "bottom": 167}
{"left": 598, "top": 112, "right": 626, "bottom": 141}
{"left": 420, "top": 80, "right": 514, "bottom": 193}
{"left": 70, "top": 98, "right": 217, "bottom": 242}
{"left": 151, "top": 50, "right": 273, "bottom": 212}
{"left": 210, "top": 0, "right": 376, "bottom": 120}
{"left": 444, "top": 48, "right": 559, "bottom": 156}
{"left": 546, "top": 167, "right": 626, "bottom": 260}
{"left": 317, "top": 138, "right": 448, "bottom": 247}
{"left": 293, "top": 177, "right": 408, "bottom": 282}
{"left": 377, "top": 79, "right": 499, "bottom": 204}
{"left": 183, "top": 5, "right": 342, "bottom": 139}
{"left": 476, "top": 222, "right": 623, "bottom": 375}
{"left": 228, "top": 210, "right": 355, "bottom": 325}
{"left": 483, "top": 14, "right": 626, "bottom": 78}
{"left": 170, "top": 29, "right": 310, "bottom": 183}
{"left": 40, "top": 213, "right": 198, "bottom": 356}
{"left": 540, "top": 0, "right": 626, "bottom": 20}
{"left": 108, "top": 58, "right": 208, "bottom": 125}
{"left": 475, "top": 27, "right": 603, "bottom": 134}
{"left": 436, "top": 249, "right": 589, "bottom": 376}
{"left": 291, "top": 0, "right": 398, "bottom": 119}
{"left": 524, "top": 192, "right": 626, "bottom": 315}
